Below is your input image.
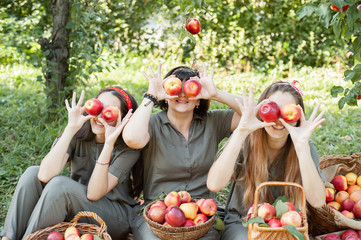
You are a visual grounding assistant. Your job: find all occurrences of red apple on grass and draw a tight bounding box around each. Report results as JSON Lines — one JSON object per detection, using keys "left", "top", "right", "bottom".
{"left": 324, "top": 233, "right": 341, "bottom": 240}
{"left": 193, "top": 213, "right": 208, "bottom": 225}
{"left": 84, "top": 98, "right": 103, "bottom": 116}
{"left": 280, "top": 104, "right": 301, "bottom": 123}
{"left": 199, "top": 199, "right": 217, "bottom": 216}
{"left": 101, "top": 106, "right": 118, "bottom": 122}
{"left": 332, "top": 175, "right": 348, "bottom": 192}
{"left": 165, "top": 206, "right": 186, "bottom": 227}
{"left": 47, "top": 231, "right": 64, "bottom": 240}
{"left": 268, "top": 218, "right": 282, "bottom": 227}
{"left": 257, "top": 203, "right": 276, "bottom": 223}
{"left": 186, "top": 18, "right": 201, "bottom": 35}
{"left": 163, "top": 76, "right": 182, "bottom": 96}
{"left": 259, "top": 101, "right": 280, "bottom": 123}
{"left": 148, "top": 205, "right": 166, "bottom": 224}
{"left": 178, "top": 191, "right": 191, "bottom": 203}
{"left": 183, "top": 80, "right": 201, "bottom": 98}
{"left": 280, "top": 210, "right": 302, "bottom": 227}
{"left": 164, "top": 191, "right": 181, "bottom": 207}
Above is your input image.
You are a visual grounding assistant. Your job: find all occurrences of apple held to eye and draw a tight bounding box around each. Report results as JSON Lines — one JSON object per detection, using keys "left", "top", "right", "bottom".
{"left": 280, "top": 104, "right": 301, "bottom": 123}
{"left": 259, "top": 101, "right": 280, "bottom": 123}
{"left": 163, "top": 77, "right": 182, "bottom": 96}
{"left": 183, "top": 80, "right": 201, "bottom": 98}
{"left": 101, "top": 106, "right": 118, "bottom": 122}
{"left": 84, "top": 98, "right": 103, "bottom": 116}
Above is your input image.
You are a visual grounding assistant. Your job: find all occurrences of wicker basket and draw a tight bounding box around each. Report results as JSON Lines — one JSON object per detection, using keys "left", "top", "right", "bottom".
{"left": 308, "top": 152, "right": 361, "bottom": 236}
{"left": 143, "top": 200, "right": 216, "bottom": 240}
{"left": 24, "top": 211, "right": 112, "bottom": 240}
{"left": 248, "top": 181, "right": 309, "bottom": 240}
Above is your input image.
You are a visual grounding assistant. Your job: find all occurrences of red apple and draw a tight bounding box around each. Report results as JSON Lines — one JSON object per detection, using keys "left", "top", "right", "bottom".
{"left": 350, "top": 190, "right": 361, "bottom": 203}
{"left": 335, "top": 191, "right": 349, "bottom": 204}
{"left": 101, "top": 106, "right": 118, "bottom": 122}
{"left": 331, "top": 4, "right": 349, "bottom": 12}
{"left": 196, "top": 199, "right": 205, "bottom": 211}
{"left": 163, "top": 76, "right": 182, "bottom": 96}
{"left": 64, "top": 227, "right": 80, "bottom": 239}
{"left": 148, "top": 205, "right": 166, "bottom": 224}
{"left": 199, "top": 199, "right": 217, "bottom": 217}
{"left": 353, "top": 200, "right": 361, "bottom": 219}
{"left": 268, "top": 218, "right": 282, "bottom": 227}
{"left": 324, "top": 233, "right": 341, "bottom": 240}
{"left": 84, "top": 98, "right": 103, "bottom": 116}
{"left": 341, "top": 199, "right": 355, "bottom": 212}
{"left": 65, "top": 236, "right": 80, "bottom": 240}
{"left": 165, "top": 206, "right": 186, "bottom": 227}
{"left": 193, "top": 213, "right": 208, "bottom": 225}
{"left": 151, "top": 200, "right": 167, "bottom": 210}
{"left": 327, "top": 201, "right": 341, "bottom": 211}
{"left": 80, "top": 234, "right": 93, "bottom": 240}
{"left": 183, "top": 219, "right": 196, "bottom": 227}
{"left": 164, "top": 191, "right": 182, "bottom": 207}
{"left": 257, "top": 203, "right": 276, "bottom": 223}
{"left": 342, "top": 230, "right": 358, "bottom": 240}
{"left": 259, "top": 101, "right": 280, "bottom": 123}
{"left": 183, "top": 80, "right": 201, "bottom": 98}
{"left": 47, "top": 231, "right": 64, "bottom": 240}
{"left": 180, "top": 202, "right": 198, "bottom": 220}
{"left": 285, "top": 202, "right": 296, "bottom": 212}
{"left": 280, "top": 210, "right": 302, "bottom": 227}
{"left": 280, "top": 104, "right": 301, "bottom": 123}
{"left": 332, "top": 175, "right": 348, "bottom": 192}
{"left": 326, "top": 187, "right": 336, "bottom": 202}
{"left": 178, "top": 191, "right": 191, "bottom": 203}
{"left": 341, "top": 210, "right": 354, "bottom": 219}
{"left": 346, "top": 173, "right": 358, "bottom": 186}
{"left": 347, "top": 185, "right": 361, "bottom": 195}
{"left": 186, "top": 18, "right": 201, "bottom": 35}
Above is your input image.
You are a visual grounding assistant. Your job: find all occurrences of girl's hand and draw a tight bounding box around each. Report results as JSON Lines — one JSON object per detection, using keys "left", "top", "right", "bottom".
{"left": 189, "top": 63, "right": 217, "bottom": 100}
{"left": 142, "top": 63, "right": 176, "bottom": 101}
{"left": 279, "top": 104, "right": 325, "bottom": 145}
{"left": 65, "top": 91, "right": 93, "bottom": 132}
{"left": 235, "top": 87, "right": 275, "bottom": 134}
{"left": 99, "top": 109, "right": 133, "bottom": 146}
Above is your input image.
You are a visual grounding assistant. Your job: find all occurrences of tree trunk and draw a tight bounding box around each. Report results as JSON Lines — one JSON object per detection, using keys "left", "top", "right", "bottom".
{"left": 38, "top": 0, "right": 70, "bottom": 112}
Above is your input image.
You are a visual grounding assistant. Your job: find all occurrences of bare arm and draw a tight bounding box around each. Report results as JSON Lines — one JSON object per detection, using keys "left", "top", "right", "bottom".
{"left": 38, "top": 91, "right": 93, "bottom": 183}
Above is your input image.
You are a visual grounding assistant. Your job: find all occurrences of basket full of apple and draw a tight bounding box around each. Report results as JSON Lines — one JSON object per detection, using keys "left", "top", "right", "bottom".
{"left": 143, "top": 191, "right": 217, "bottom": 240}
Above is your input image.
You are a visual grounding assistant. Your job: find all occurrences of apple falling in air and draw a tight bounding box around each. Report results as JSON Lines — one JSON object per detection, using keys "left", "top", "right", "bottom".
{"left": 186, "top": 18, "right": 201, "bottom": 35}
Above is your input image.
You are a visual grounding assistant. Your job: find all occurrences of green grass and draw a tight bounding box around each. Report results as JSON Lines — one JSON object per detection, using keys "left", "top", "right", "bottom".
{"left": 1, "top": 58, "right": 361, "bottom": 228}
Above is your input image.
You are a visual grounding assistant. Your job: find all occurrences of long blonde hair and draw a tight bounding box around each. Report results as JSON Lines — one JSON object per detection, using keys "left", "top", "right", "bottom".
{"left": 236, "top": 82, "right": 304, "bottom": 209}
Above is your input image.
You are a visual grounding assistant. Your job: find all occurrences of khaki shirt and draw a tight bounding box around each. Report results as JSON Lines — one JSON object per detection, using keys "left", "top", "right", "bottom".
{"left": 63, "top": 137, "right": 140, "bottom": 205}
{"left": 224, "top": 140, "right": 325, "bottom": 224}
{"left": 142, "top": 109, "right": 234, "bottom": 202}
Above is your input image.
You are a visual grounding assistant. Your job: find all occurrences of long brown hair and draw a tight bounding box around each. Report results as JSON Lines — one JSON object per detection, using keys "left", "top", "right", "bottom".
{"left": 237, "top": 81, "right": 304, "bottom": 209}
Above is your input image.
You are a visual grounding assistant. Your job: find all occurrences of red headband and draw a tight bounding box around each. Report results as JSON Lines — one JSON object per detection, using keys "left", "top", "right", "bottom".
{"left": 276, "top": 80, "right": 305, "bottom": 98}
{"left": 106, "top": 86, "right": 132, "bottom": 110}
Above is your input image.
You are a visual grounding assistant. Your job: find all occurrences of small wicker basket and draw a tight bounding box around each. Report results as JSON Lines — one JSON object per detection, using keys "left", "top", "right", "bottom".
{"left": 308, "top": 152, "right": 361, "bottom": 236}
{"left": 143, "top": 200, "right": 216, "bottom": 240}
{"left": 24, "top": 211, "right": 112, "bottom": 240}
{"left": 248, "top": 181, "right": 309, "bottom": 240}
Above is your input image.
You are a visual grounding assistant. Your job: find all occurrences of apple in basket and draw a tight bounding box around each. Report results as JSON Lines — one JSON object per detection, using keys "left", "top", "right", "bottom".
{"left": 65, "top": 235, "right": 80, "bottom": 240}
{"left": 323, "top": 233, "right": 341, "bottom": 240}
{"left": 164, "top": 191, "right": 181, "bottom": 207}
{"left": 178, "top": 190, "right": 191, "bottom": 203}
{"left": 341, "top": 229, "right": 358, "bottom": 240}
{"left": 47, "top": 231, "right": 64, "bottom": 240}
{"left": 80, "top": 234, "right": 93, "bottom": 240}
{"left": 280, "top": 210, "right": 302, "bottom": 228}
{"left": 257, "top": 203, "right": 276, "bottom": 223}
{"left": 148, "top": 205, "right": 166, "bottom": 224}
{"left": 199, "top": 199, "right": 217, "bottom": 216}
{"left": 165, "top": 206, "right": 186, "bottom": 227}
{"left": 64, "top": 227, "right": 80, "bottom": 239}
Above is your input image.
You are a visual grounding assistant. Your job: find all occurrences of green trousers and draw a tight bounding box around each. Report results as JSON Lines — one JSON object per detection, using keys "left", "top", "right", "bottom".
{"left": 1, "top": 166, "right": 133, "bottom": 240}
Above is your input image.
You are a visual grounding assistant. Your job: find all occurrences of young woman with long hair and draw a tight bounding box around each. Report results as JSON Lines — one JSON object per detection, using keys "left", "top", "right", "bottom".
{"left": 1, "top": 86, "right": 142, "bottom": 240}
{"left": 207, "top": 82, "right": 326, "bottom": 239}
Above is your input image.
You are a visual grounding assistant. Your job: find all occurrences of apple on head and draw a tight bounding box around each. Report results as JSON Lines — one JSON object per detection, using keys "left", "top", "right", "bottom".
{"left": 163, "top": 76, "right": 182, "bottom": 96}
{"left": 259, "top": 100, "right": 280, "bottom": 123}
{"left": 101, "top": 106, "right": 118, "bottom": 122}
{"left": 280, "top": 104, "right": 301, "bottom": 123}
{"left": 186, "top": 18, "right": 201, "bottom": 35}
{"left": 84, "top": 98, "right": 103, "bottom": 116}
{"left": 183, "top": 80, "right": 201, "bottom": 98}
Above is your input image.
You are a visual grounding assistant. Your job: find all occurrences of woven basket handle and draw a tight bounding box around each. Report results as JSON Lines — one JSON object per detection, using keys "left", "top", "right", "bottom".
{"left": 251, "top": 181, "right": 306, "bottom": 219}
{"left": 70, "top": 211, "right": 108, "bottom": 236}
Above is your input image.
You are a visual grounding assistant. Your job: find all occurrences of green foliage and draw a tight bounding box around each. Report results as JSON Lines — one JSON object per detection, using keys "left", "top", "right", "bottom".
{"left": 298, "top": 0, "right": 361, "bottom": 108}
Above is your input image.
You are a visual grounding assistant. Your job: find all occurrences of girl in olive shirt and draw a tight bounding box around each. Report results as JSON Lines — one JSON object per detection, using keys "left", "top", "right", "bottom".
{"left": 1, "top": 87, "right": 141, "bottom": 240}
{"left": 123, "top": 63, "right": 243, "bottom": 240}
{"left": 207, "top": 82, "right": 326, "bottom": 239}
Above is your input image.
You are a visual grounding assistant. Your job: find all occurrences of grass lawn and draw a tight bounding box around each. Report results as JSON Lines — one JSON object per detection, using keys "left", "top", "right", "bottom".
{"left": 1, "top": 58, "right": 361, "bottom": 228}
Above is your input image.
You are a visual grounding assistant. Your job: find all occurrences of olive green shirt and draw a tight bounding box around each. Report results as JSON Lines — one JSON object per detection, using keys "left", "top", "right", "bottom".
{"left": 60, "top": 137, "right": 140, "bottom": 205}
{"left": 224, "top": 140, "right": 325, "bottom": 224}
{"left": 142, "top": 109, "right": 234, "bottom": 203}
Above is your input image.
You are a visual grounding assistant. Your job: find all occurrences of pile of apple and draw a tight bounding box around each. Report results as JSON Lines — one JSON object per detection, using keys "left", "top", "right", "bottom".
{"left": 147, "top": 191, "right": 217, "bottom": 227}
{"left": 323, "top": 229, "right": 361, "bottom": 240}
{"left": 325, "top": 172, "right": 361, "bottom": 220}
{"left": 248, "top": 201, "right": 303, "bottom": 228}
{"left": 42, "top": 227, "right": 94, "bottom": 240}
